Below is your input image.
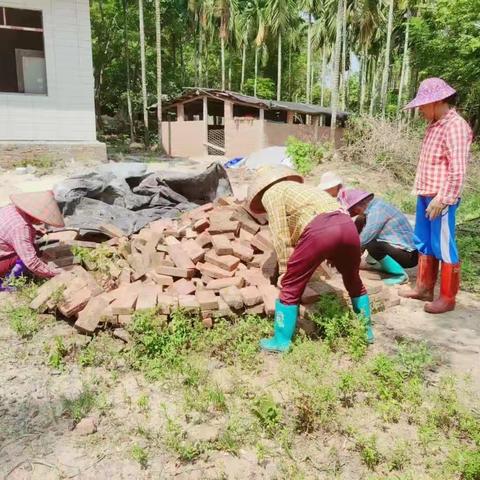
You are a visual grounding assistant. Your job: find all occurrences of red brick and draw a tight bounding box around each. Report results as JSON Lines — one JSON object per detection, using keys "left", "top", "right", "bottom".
{"left": 259, "top": 284, "right": 279, "bottom": 315}
{"left": 196, "top": 232, "right": 212, "bottom": 248}
{"left": 178, "top": 295, "right": 200, "bottom": 312}
{"left": 167, "top": 244, "right": 196, "bottom": 270}
{"left": 205, "top": 277, "right": 244, "bottom": 290}
{"left": 245, "top": 304, "right": 265, "bottom": 315}
{"left": 216, "top": 196, "right": 236, "bottom": 206}
{"left": 156, "top": 265, "right": 194, "bottom": 279}
{"left": 110, "top": 290, "right": 139, "bottom": 315}
{"left": 202, "top": 317, "right": 214, "bottom": 328}
{"left": 301, "top": 286, "right": 321, "bottom": 304}
{"left": 149, "top": 272, "right": 174, "bottom": 286}
{"left": 219, "top": 286, "right": 243, "bottom": 310}
{"left": 183, "top": 239, "right": 205, "bottom": 263}
{"left": 193, "top": 218, "right": 209, "bottom": 233}
{"left": 208, "top": 219, "right": 240, "bottom": 235}
{"left": 167, "top": 279, "right": 196, "bottom": 296}
{"left": 188, "top": 202, "right": 214, "bottom": 220}
{"left": 231, "top": 241, "right": 254, "bottom": 262}
{"left": 151, "top": 252, "right": 166, "bottom": 270}
{"left": 197, "top": 262, "right": 235, "bottom": 279}
{"left": 135, "top": 286, "right": 159, "bottom": 311}
{"left": 74, "top": 295, "right": 110, "bottom": 333}
{"left": 149, "top": 218, "right": 174, "bottom": 234}
{"left": 117, "top": 314, "right": 133, "bottom": 327}
{"left": 241, "top": 269, "right": 270, "bottom": 287}
{"left": 196, "top": 290, "right": 219, "bottom": 310}
{"left": 250, "top": 230, "right": 274, "bottom": 252}
{"left": 230, "top": 213, "right": 260, "bottom": 235}
{"left": 211, "top": 234, "right": 233, "bottom": 255}
{"left": 99, "top": 223, "right": 125, "bottom": 238}
{"left": 239, "top": 229, "right": 254, "bottom": 243}
{"left": 164, "top": 236, "right": 181, "bottom": 246}
{"left": 240, "top": 285, "right": 262, "bottom": 306}
{"left": 241, "top": 206, "right": 268, "bottom": 225}
{"left": 204, "top": 252, "right": 240, "bottom": 272}
{"left": 157, "top": 294, "right": 178, "bottom": 314}
{"left": 184, "top": 227, "right": 197, "bottom": 239}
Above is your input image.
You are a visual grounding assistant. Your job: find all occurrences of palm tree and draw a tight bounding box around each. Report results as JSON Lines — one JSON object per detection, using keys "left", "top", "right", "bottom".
{"left": 214, "top": 0, "right": 235, "bottom": 90}
{"left": 155, "top": 0, "right": 164, "bottom": 151}
{"left": 330, "top": 0, "right": 344, "bottom": 141}
{"left": 246, "top": 0, "right": 267, "bottom": 97}
{"left": 266, "top": 0, "right": 295, "bottom": 101}
{"left": 380, "top": 0, "right": 394, "bottom": 116}
{"left": 122, "top": 0, "right": 134, "bottom": 141}
{"left": 302, "top": 0, "right": 317, "bottom": 104}
{"left": 138, "top": 0, "right": 149, "bottom": 145}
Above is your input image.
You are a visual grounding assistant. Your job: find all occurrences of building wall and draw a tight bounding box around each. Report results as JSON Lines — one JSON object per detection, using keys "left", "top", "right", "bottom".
{"left": 161, "top": 120, "right": 204, "bottom": 158}
{"left": 263, "top": 121, "right": 344, "bottom": 147}
{"left": 0, "top": 0, "right": 97, "bottom": 143}
{"left": 225, "top": 118, "right": 264, "bottom": 158}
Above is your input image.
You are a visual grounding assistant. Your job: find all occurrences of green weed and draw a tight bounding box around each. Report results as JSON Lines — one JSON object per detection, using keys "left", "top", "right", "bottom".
{"left": 251, "top": 394, "right": 283, "bottom": 437}
{"left": 1, "top": 275, "right": 41, "bottom": 302}
{"left": 62, "top": 386, "right": 98, "bottom": 424}
{"left": 354, "top": 434, "right": 382, "bottom": 470}
{"left": 137, "top": 394, "right": 150, "bottom": 413}
{"left": 78, "top": 334, "right": 122, "bottom": 368}
{"left": 48, "top": 336, "right": 68, "bottom": 369}
{"left": 131, "top": 444, "right": 149, "bottom": 469}
{"left": 5, "top": 305, "right": 39, "bottom": 338}
{"left": 184, "top": 383, "right": 227, "bottom": 416}
{"left": 164, "top": 418, "right": 205, "bottom": 462}
{"left": 72, "top": 245, "right": 120, "bottom": 276}
{"left": 448, "top": 448, "right": 480, "bottom": 480}
{"left": 388, "top": 441, "right": 411, "bottom": 471}
{"left": 293, "top": 386, "right": 338, "bottom": 433}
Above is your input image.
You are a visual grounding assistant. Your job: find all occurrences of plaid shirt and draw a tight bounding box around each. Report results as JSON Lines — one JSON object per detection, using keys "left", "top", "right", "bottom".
{"left": 262, "top": 181, "right": 339, "bottom": 273}
{"left": 414, "top": 109, "right": 473, "bottom": 205}
{"left": 361, "top": 198, "right": 416, "bottom": 252}
{"left": 0, "top": 205, "right": 57, "bottom": 278}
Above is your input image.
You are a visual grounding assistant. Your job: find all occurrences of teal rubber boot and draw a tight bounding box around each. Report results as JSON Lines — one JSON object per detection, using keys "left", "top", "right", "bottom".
{"left": 351, "top": 295, "right": 374, "bottom": 344}
{"left": 379, "top": 255, "right": 408, "bottom": 285}
{"left": 260, "top": 299, "right": 298, "bottom": 353}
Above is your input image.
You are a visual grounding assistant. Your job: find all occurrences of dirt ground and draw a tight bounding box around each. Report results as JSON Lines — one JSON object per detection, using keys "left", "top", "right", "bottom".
{"left": 1, "top": 155, "right": 479, "bottom": 479}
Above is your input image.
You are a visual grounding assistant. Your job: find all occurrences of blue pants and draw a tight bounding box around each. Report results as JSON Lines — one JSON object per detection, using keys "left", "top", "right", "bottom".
{"left": 414, "top": 196, "right": 459, "bottom": 264}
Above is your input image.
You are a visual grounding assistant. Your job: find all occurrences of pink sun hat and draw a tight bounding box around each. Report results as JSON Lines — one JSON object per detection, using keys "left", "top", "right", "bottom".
{"left": 404, "top": 77, "right": 456, "bottom": 110}
{"left": 343, "top": 189, "right": 374, "bottom": 211}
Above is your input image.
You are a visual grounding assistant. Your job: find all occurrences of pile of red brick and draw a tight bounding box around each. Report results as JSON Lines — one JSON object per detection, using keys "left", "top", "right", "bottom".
{"left": 30, "top": 196, "right": 400, "bottom": 335}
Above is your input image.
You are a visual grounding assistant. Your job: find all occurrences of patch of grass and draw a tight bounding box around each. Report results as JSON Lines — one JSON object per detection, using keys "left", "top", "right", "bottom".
{"left": 62, "top": 386, "right": 98, "bottom": 424}
{"left": 131, "top": 444, "right": 149, "bottom": 469}
{"left": 388, "top": 441, "right": 412, "bottom": 471}
{"left": 215, "top": 415, "right": 251, "bottom": 455}
{"left": 448, "top": 448, "right": 480, "bottom": 480}
{"left": 184, "top": 382, "right": 227, "bottom": 417}
{"left": 72, "top": 245, "right": 120, "bottom": 276}
{"left": 5, "top": 304, "right": 39, "bottom": 338}
{"left": 14, "top": 155, "right": 55, "bottom": 175}
{"left": 251, "top": 394, "right": 283, "bottom": 437}
{"left": 293, "top": 386, "right": 338, "bottom": 433}
{"left": 353, "top": 434, "right": 382, "bottom": 470}
{"left": 77, "top": 334, "right": 123, "bottom": 368}
{"left": 47, "top": 336, "right": 68, "bottom": 369}
{"left": 137, "top": 394, "right": 150, "bottom": 413}
{"left": 1, "top": 275, "right": 41, "bottom": 302}
{"left": 164, "top": 418, "right": 205, "bottom": 462}
{"left": 199, "top": 314, "right": 272, "bottom": 369}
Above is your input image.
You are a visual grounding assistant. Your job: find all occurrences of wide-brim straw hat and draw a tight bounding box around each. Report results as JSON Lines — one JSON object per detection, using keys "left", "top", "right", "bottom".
{"left": 247, "top": 166, "right": 304, "bottom": 214}
{"left": 343, "top": 189, "right": 374, "bottom": 211}
{"left": 404, "top": 77, "right": 456, "bottom": 110}
{"left": 318, "top": 171, "right": 343, "bottom": 191}
{"left": 10, "top": 190, "right": 65, "bottom": 227}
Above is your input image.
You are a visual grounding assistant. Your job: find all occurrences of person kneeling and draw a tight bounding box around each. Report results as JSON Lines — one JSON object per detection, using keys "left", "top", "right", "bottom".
{"left": 345, "top": 189, "right": 418, "bottom": 285}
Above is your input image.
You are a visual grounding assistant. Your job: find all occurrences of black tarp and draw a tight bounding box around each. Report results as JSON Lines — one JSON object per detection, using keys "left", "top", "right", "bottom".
{"left": 54, "top": 162, "right": 233, "bottom": 235}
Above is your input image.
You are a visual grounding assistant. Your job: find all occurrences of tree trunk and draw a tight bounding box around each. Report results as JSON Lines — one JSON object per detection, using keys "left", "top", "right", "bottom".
{"left": 380, "top": 0, "right": 394, "bottom": 116}
{"left": 288, "top": 40, "right": 292, "bottom": 100}
{"left": 330, "top": 0, "right": 343, "bottom": 142}
{"left": 240, "top": 42, "right": 246, "bottom": 92}
{"left": 320, "top": 46, "right": 326, "bottom": 107}
{"left": 397, "top": 15, "right": 410, "bottom": 114}
{"left": 155, "top": 0, "right": 164, "bottom": 152}
{"left": 221, "top": 36, "right": 226, "bottom": 90}
{"left": 198, "top": 31, "right": 203, "bottom": 87}
{"left": 306, "top": 14, "right": 312, "bottom": 103}
{"left": 359, "top": 45, "right": 367, "bottom": 114}
{"left": 138, "top": 0, "right": 149, "bottom": 146}
{"left": 123, "top": 0, "right": 134, "bottom": 141}
{"left": 254, "top": 46, "right": 258, "bottom": 97}
{"left": 369, "top": 56, "right": 379, "bottom": 115}
{"left": 340, "top": 0, "right": 347, "bottom": 110}
{"left": 277, "top": 34, "right": 282, "bottom": 101}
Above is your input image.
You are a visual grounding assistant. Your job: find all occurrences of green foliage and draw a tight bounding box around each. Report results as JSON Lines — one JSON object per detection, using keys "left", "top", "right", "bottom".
{"left": 293, "top": 387, "right": 338, "bottom": 434}
{"left": 448, "top": 449, "right": 480, "bottom": 480}
{"left": 72, "top": 245, "right": 120, "bottom": 276}
{"left": 354, "top": 434, "right": 382, "bottom": 470}
{"left": 410, "top": 0, "right": 480, "bottom": 126}
{"left": 1, "top": 275, "right": 41, "bottom": 302}
{"left": 13, "top": 155, "right": 55, "bottom": 175}
{"left": 5, "top": 305, "right": 39, "bottom": 339}
{"left": 243, "top": 77, "right": 276, "bottom": 99}
{"left": 78, "top": 334, "right": 123, "bottom": 368}
{"left": 183, "top": 382, "right": 227, "bottom": 416}
{"left": 61, "top": 386, "right": 98, "bottom": 424}
{"left": 285, "top": 136, "right": 329, "bottom": 176}
{"left": 251, "top": 394, "right": 282, "bottom": 436}
{"left": 309, "top": 294, "right": 368, "bottom": 360}
{"left": 47, "top": 336, "right": 69, "bottom": 369}
{"left": 164, "top": 418, "right": 205, "bottom": 462}
{"left": 131, "top": 444, "right": 149, "bottom": 469}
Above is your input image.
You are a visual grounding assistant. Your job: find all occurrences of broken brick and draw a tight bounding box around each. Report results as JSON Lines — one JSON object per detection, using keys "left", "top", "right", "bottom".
{"left": 204, "top": 251, "right": 240, "bottom": 272}
{"left": 231, "top": 241, "right": 254, "bottom": 262}
{"left": 110, "top": 290, "right": 139, "bottom": 315}
{"left": 196, "top": 232, "right": 212, "bottom": 248}
{"left": 135, "top": 286, "right": 159, "bottom": 311}
{"left": 168, "top": 244, "right": 196, "bottom": 270}
{"left": 157, "top": 294, "right": 178, "bottom": 314}
{"left": 219, "top": 286, "right": 243, "bottom": 310}
{"left": 167, "top": 278, "right": 196, "bottom": 296}
{"left": 182, "top": 239, "right": 205, "bottom": 263}
{"left": 240, "top": 285, "right": 262, "bottom": 306}
{"left": 75, "top": 295, "right": 111, "bottom": 333}
{"left": 178, "top": 295, "right": 200, "bottom": 312}
{"left": 211, "top": 234, "right": 233, "bottom": 255}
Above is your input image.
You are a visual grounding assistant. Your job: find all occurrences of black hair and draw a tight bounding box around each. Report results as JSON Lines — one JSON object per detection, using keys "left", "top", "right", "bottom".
{"left": 443, "top": 93, "right": 458, "bottom": 106}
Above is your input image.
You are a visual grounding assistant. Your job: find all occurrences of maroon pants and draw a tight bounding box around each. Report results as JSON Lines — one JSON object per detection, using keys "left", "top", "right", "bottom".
{"left": 280, "top": 212, "right": 366, "bottom": 305}
{"left": 0, "top": 256, "right": 17, "bottom": 276}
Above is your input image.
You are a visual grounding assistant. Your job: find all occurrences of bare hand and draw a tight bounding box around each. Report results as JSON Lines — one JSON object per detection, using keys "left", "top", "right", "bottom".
{"left": 426, "top": 198, "right": 445, "bottom": 220}
{"left": 277, "top": 273, "right": 285, "bottom": 288}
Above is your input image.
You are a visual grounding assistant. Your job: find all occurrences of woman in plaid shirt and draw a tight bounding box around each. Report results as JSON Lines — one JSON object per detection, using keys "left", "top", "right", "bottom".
{"left": 400, "top": 78, "right": 473, "bottom": 314}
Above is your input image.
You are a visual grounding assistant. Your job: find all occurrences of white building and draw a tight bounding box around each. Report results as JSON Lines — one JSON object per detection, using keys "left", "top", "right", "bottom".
{"left": 0, "top": 0, "right": 106, "bottom": 167}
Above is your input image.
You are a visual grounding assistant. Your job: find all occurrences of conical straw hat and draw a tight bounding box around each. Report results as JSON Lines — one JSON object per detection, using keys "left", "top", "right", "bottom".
{"left": 10, "top": 190, "right": 65, "bottom": 227}
{"left": 247, "top": 166, "right": 303, "bottom": 214}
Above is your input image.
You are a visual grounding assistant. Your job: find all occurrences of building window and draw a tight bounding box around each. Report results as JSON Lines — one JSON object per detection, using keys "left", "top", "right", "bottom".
{"left": 0, "top": 7, "right": 47, "bottom": 94}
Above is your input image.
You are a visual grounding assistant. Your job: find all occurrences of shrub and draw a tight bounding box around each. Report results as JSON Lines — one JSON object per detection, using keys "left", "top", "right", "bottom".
{"left": 286, "top": 136, "right": 330, "bottom": 175}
